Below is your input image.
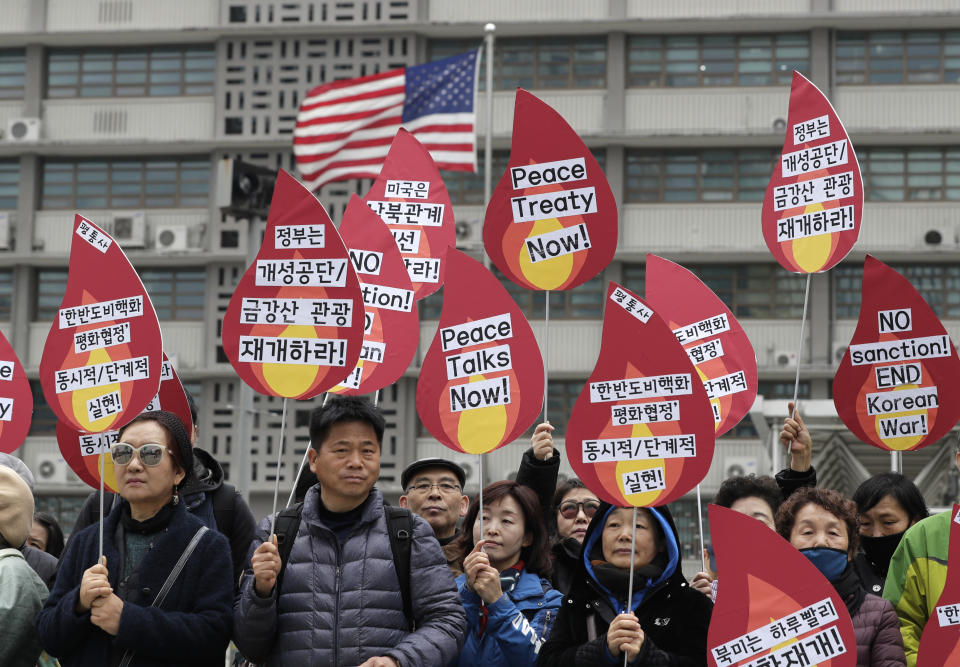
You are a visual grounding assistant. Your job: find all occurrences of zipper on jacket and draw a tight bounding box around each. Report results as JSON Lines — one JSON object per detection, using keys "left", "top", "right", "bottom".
{"left": 333, "top": 543, "right": 342, "bottom": 664}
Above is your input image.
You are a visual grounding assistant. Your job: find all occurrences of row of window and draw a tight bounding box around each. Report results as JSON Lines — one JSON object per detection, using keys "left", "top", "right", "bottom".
{"left": 0, "top": 31, "right": 955, "bottom": 101}
{"left": 1, "top": 146, "right": 953, "bottom": 211}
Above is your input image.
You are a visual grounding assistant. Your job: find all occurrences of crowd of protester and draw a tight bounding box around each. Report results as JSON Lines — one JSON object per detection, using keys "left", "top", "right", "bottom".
{"left": 0, "top": 393, "right": 952, "bottom": 666}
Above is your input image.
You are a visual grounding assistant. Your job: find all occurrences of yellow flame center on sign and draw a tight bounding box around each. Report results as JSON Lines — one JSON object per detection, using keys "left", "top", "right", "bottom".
{"left": 791, "top": 202, "right": 830, "bottom": 272}
{"left": 874, "top": 383, "right": 928, "bottom": 451}
{"left": 695, "top": 366, "right": 723, "bottom": 432}
{"left": 617, "top": 422, "right": 665, "bottom": 505}
{"left": 72, "top": 348, "right": 123, "bottom": 432}
{"left": 456, "top": 375, "right": 508, "bottom": 454}
{"left": 262, "top": 325, "right": 321, "bottom": 397}
{"left": 518, "top": 218, "right": 574, "bottom": 290}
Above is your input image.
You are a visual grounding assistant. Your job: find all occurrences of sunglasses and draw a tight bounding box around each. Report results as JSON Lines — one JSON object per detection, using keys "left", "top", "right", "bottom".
{"left": 109, "top": 443, "right": 172, "bottom": 467}
{"left": 559, "top": 500, "right": 600, "bottom": 519}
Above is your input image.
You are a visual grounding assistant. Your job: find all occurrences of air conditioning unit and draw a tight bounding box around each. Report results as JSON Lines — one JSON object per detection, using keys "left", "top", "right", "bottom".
{"left": 923, "top": 228, "right": 954, "bottom": 247}
{"left": 455, "top": 220, "right": 479, "bottom": 249}
{"left": 0, "top": 212, "right": 10, "bottom": 250}
{"left": 6, "top": 117, "right": 41, "bottom": 142}
{"left": 773, "top": 349, "right": 798, "bottom": 368}
{"left": 832, "top": 342, "right": 848, "bottom": 363}
{"left": 771, "top": 116, "right": 787, "bottom": 133}
{"left": 451, "top": 457, "right": 479, "bottom": 488}
{"left": 153, "top": 223, "right": 188, "bottom": 252}
{"left": 34, "top": 453, "right": 68, "bottom": 485}
{"left": 723, "top": 456, "right": 759, "bottom": 479}
{"left": 112, "top": 211, "right": 146, "bottom": 247}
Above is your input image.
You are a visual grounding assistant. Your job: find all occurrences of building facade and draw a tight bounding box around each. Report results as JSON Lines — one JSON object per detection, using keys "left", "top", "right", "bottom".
{"left": 3, "top": 1, "right": 960, "bottom": 556}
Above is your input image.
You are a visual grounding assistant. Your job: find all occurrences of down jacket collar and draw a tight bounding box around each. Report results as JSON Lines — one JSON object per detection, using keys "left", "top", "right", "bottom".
{"left": 302, "top": 484, "right": 382, "bottom": 531}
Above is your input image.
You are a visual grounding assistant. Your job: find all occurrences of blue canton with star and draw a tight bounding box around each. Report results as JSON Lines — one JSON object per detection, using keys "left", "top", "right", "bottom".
{"left": 402, "top": 50, "right": 478, "bottom": 122}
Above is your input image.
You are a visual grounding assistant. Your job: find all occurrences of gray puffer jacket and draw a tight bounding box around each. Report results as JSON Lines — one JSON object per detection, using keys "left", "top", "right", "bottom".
{"left": 234, "top": 486, "right": 466, "bottom": 666}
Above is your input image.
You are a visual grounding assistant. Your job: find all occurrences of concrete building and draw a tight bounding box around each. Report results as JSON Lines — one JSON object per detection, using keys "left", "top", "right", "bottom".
{"left": 2, "top": 1, "right": 959, "bottom": 558}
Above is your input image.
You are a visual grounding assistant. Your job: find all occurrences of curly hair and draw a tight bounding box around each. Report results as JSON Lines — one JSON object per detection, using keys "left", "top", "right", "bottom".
{"left": 776, "top": 487, "right": 859, "bottom": 557}
{"left": 713, "top": 474, "right": 782, "bottom": 516}
{"left": 450, "top": 480, "right": 553, "bottom": 578}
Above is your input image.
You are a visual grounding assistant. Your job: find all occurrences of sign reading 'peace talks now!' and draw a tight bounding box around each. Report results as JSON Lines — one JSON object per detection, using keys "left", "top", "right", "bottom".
{"left": 222, "top": 170, "right": 365, "bottom": 399}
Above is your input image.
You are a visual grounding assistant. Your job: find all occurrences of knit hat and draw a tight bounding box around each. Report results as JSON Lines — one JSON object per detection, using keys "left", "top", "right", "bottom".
{"left": 0, "top": 465, "right": 34, "bottom": 548}
{"left": 120, "top": 411, "right": 194, "bottom": 483}
{"left": 0, "top": 452, "right": 34, "bottom": 490}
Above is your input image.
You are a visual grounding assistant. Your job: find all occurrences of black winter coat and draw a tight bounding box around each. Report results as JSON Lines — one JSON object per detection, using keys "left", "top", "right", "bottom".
{"left": 538, "top": 503, "right": 712, "bottom": 667}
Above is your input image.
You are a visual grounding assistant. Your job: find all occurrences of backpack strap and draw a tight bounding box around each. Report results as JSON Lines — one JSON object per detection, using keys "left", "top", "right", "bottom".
{"left": 384, "top": 505, "right": 415, "bottom": 629}
{"left": 211, "top": 482, "right": 238, "bottom": 534}
{"left": 273, "top": 502, "right": 304, "bottom": 594}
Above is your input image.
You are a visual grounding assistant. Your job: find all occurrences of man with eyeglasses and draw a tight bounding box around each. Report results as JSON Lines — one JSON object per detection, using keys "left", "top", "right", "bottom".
{"left": 399, "top": 421, "right": 561, "bottom": 572}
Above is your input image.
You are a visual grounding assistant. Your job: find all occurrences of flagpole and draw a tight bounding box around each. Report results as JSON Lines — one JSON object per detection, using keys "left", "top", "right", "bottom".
{"left": 482, "top": 23, "right": 495, "bottom": 269}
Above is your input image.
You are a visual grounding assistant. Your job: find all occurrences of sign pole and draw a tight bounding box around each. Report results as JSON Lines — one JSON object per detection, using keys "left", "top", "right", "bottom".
{"left": 269, "top": 397, "right": 289, "bottom": 535}
{"left": 788, "top": 273, "right": 812, "bottom": 432}
{"left": 623, "top": 506, "right": 638, "bottom": 667}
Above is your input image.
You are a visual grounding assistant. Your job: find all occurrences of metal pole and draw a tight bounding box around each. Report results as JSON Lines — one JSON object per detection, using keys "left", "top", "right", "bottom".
{"left": 623, "top": 506, "right": 639, "bottom": 667}
{"left": 233, "top": 216, "right": 261, "bottom": 502}
{"left": 788, "top": 273, "right": 812, "bottom": 429}
{"left": 543, "top": 291, "right": 550, "bottom": 423}
{"left": 482, "top": 24, "right": 495, "bottom": 268}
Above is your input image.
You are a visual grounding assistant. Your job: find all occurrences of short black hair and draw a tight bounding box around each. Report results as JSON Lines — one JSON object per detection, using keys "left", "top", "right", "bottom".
{"left": 714, "top": 474, "right": 782, "bottom": 516}
{"left": 33, "top": 511, "right": 65, "bottom": 559}
{"left": 852, "top": 473, "right": 929, "bottom": 523}
{"left": 183, "top": 388, "right": 198, "bottom": 425}
{"left": 309, "top": 396, "right": 385, "bottom": 451}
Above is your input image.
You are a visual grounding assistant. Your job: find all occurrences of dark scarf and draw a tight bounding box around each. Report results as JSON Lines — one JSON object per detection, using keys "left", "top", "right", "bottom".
{"left": 590, "top": 558, "right": 664, "bottom": 608}
{"left": 119, "top": 499, "right": 177, "bottom": 535}
{"left": 832, "top": 562, "right": 867, "bottom": 617}
{"left": 478, "top": 560, "right": 524, "bottom": 636}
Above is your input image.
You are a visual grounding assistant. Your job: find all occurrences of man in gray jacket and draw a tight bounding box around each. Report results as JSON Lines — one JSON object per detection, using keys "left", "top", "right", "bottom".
{"left": 234, "top": 396, "right": 466, "bottom": 666}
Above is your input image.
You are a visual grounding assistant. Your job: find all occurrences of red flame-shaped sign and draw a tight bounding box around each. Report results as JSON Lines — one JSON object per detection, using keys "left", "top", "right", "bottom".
{"left": 762, "top": 71, "right": 862, "bottom": 274}
{"left": 917, "top": 505, "right": 960, "bottom": 666}
{"left": 58, "top": 353, "right": 194, "bottom": 492}
{"left": 565, "top": 282, "right": 715, "bottom": 507}
{"left": 39, "top": 215, "right": 163, "bottom": 433}
{"left": 329, "top": 195, "right": 419, "bottom": 395}
{"left": 483, "top": 89, "right": 617, "bottom": 291}
{"left": 222, "top": 170, "right": 364, "bottom": 399}
{"left": 707, "top": 505, "right": 856, "bottom": 667}
{"left": 361, "top": 129, "right": 456, "bottom": 300}
{"left": 0, "top": 329, "right": 31, "bottom": 454}
{"left": 644, "top": 255, "right": 758, "bottom": 436}
{"left": 416, "top": 248, "right": 543, "bottom": 454}
{"left": 833, "top": 256, "right": 960, "bottom": 452}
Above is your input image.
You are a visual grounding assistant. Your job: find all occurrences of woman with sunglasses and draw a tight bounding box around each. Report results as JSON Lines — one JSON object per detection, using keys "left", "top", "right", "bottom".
{"left": 549, "top": 479, "right": 600, "bottom": 595}
{"left": 37, "top": 411, "right": 234, "bottom": 666}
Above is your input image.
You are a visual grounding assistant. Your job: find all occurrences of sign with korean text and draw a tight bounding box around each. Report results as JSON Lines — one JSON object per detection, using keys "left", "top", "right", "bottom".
{"left": 330, "top": 195, "right": 419, "bottom": 395}
{"left": 833, "top": 256, "right": 960, "bottom": 452}
{"left": 707, "top": 505, "right": 856, "bottom": 667}
{"left": 762, "top": 71, "right": 862, "bottom": 274}
{"left": 222, "top": 169, "right": 364, "bottom": 398}
{"left": 39, "top": 215, "right": 163, "bottom": 433}
{"left": 362, "top": 129, "right": 456, "bottom": 300}
{"left": 565, "top": 282, "right": 715, "bottom": 507}
{"left": 58, "top": 354, "right": 194, "bottom": 492}
{"left": 416, "top": 248, "right": 543, "bottom": 454}
{"left": 483, "top": 88, "right": 617, "bottom": 291}
{"left": 645, "top": 254, "right": 758, "bottom": 436}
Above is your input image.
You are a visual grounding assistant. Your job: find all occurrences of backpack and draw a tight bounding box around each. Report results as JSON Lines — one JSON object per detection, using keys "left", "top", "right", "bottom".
{"left": 273, "top": 502, "right": 415, "bottom": 627}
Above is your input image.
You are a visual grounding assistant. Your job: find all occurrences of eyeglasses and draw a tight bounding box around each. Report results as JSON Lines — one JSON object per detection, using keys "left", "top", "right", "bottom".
{"left": 109, "top": 443, "right": 172, "bottom": 467}
{"left": 407, "top": 482, "right": 462, "bottom": 495}
{"left": 559, "top": 500, "right": 601, "bottom": 519}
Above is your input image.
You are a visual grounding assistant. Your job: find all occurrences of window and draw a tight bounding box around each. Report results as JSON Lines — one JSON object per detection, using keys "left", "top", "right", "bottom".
{"left": 544, "top": 380, "right": 586, "bottom": 434}
{"left": 625, "top": 149, "right": 777, "bottom": 202}
{"left": 621, "top": 263, "right": 645, "bottom": 298}
{"left": 442, "top": 149, "right": 606, "bottom": 205}
{"left": 140, "top": 269, "right": 206, "bottom": 320}
{"left": 430, "top": 37, "right": 606, "bottom": 90}
{"left": 35, "top": 268, "right": 205, "bottom": 321}
{"left": 836, "top": 31, "right": 960, "bottom": 85}
{"left": 0, "top": 50, "right": 25, "bottom": 99}
{"left": 627, "top": 33, "right": 808, "bottom": 87}
{"left": 835, "top": 264, "right": 960, "bottom": 319}
{"left": 0, "top": 161, "right": 17, "bottom": 209}
{"left": 47, "top": 45, "right": 216, "bottom": 97}
{"left": 758, "top": 380, "right": 810, "bottom": 399}
{"left": 860, "top": 147, "right": 960, "bottom": 201}
{"left": 0, "top": 270, "right": 12, "bottom": 319}
{"left": 29, "top": 380, "right": 57, "bottom": 436}
{"left": 41, "top": 157, "right": 211, "bottom": 209}
{"left": 695, "top": 265, "right": 807, "bottom": 319}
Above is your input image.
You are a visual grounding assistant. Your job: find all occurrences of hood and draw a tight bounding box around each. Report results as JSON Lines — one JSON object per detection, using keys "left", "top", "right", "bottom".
{"left": 179, "top": 447, "right": 223, "bottom": 495}
{"left": 579, "top": 501, "right": 683, "bottom": 614}
{"left": 0, "top": 466, "right": 34, "bottom": 548}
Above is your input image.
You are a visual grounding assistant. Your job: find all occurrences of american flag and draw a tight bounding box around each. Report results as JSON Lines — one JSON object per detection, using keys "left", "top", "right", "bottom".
{"left": 293, "top": 50, "right": 479, "bottom": 191}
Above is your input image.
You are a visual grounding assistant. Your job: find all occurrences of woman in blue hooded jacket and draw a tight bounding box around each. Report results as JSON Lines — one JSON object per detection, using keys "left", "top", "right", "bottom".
{"left": 538, "top": 502, "right": 711, "bottom": 666}
{"left": 449, "top": 480, "right": 563, "bottom": 667}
